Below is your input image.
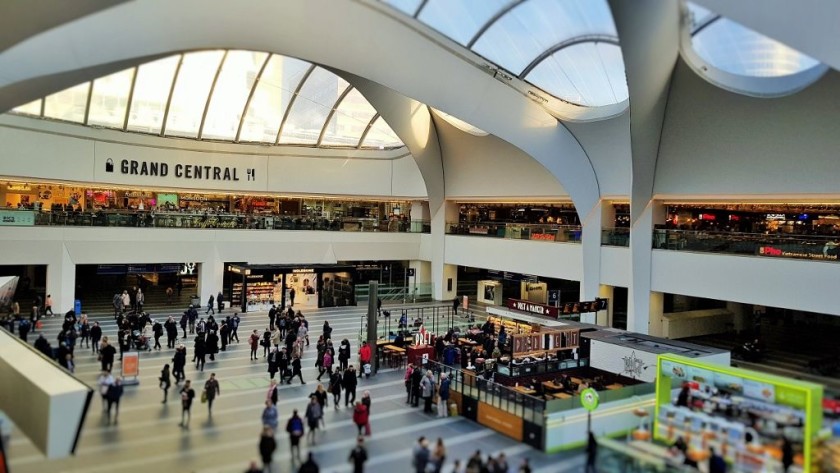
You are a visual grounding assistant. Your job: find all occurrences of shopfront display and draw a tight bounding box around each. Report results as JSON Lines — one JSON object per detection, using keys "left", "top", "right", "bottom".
{"left": 227, "top": 264, "right": 357, "bottom": 311}
{"left": 655, "top": 354, "right": 823, "bottom": 473}
{"left": 477, "top": 280, "right": 503, "bottom": 305}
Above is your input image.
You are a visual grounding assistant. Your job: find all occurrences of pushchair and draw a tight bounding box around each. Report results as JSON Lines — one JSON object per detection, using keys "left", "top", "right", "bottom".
{"left": 131, "top": 330, "right": 151, "bottom": 351}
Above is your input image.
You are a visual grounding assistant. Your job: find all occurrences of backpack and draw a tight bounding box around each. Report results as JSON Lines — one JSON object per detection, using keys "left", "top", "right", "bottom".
{"left": 289, "top": 416, "right": 303, "bottom": 435}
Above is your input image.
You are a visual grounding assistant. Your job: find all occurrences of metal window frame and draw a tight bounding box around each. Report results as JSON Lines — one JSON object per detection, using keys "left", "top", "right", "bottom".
{"left": 520, "top": 34, "right": 619, "bottom": 77}
{"left": 466, "top": 0, "right": 526, "bottom": 48}
{"left": 274, "top": 64, "right": 316, "bottom": 145}
{"left": 235, "top": 53, "right": 273, "bottom": 142}
{"left": 356, "top": 112, "right": 380, "bottom": 149}
{"left": 82, "top": 81, "right": 94, "bottom": 125}
{"left": 691, "top": 13, "right": 721, "bottom": 36}
{"left": 197, "top": 50, "right": 229, "bottom": 139}
{"left": 159, "top": 54, "right": 185, "bottom": 136}
{"left": 316, "top": 85, "right": 354, "bottom": 146}
{"left": 412, "top": 0, "right": 428, "bottom": 17}
{"left": 122, "top": 66, "right": 140, "bottom": 129}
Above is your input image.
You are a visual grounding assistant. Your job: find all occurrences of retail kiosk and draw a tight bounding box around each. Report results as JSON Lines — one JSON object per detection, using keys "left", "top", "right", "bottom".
{"left": 225, "top": 264, "right": 356, "bottom": 312}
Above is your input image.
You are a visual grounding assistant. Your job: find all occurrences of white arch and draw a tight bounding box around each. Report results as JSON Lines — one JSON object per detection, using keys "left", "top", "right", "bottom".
{"left": 0, "top": 0, "right": 600, "bottom": 215}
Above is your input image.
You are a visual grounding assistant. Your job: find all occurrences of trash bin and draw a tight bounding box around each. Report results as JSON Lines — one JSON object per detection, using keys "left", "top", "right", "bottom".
{"left": 190, "top": 296, "right": 200, "bottom": 307}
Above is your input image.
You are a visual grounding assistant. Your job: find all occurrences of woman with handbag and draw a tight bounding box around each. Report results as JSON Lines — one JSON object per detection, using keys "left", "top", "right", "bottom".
{"left": 159, "top": 364, "right": 171, "bottom": 403}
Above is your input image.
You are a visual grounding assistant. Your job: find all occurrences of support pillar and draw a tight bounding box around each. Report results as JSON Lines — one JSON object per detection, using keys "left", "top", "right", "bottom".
{"left": 628, "top": 201, "right": 665, "bottom": 334}
{"left": 47, "top": 244, "right": 75, "bottom": 314}
{"left": 410, "top": 201, "right": 430, "bottom": 233}
{"left": 431, "top": 201, "right": 459, "bottom": 301}
{"left": 409, "top": 260, "right": 432, "bottom": 302}
{"left": 197, "top": 255, "right": 224, "bottom": 308}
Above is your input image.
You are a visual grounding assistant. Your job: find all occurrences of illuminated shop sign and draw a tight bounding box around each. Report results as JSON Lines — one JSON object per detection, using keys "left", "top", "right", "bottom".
{"left": 108, "top": 159, "right": 255, "bottom": 182}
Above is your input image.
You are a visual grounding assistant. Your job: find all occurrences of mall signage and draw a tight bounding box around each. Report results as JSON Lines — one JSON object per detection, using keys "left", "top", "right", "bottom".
{"left": 506, "top": 297, "right": 608, "bottom": 319}
{"left": 507, "top": 298, "right": 559, "bottom": 317}
{"left": 94, "top": 142, "right": 268, "bottom": 192}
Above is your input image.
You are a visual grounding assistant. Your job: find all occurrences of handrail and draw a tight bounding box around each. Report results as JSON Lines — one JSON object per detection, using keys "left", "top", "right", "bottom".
{"left": 0, "top": 208, "right": 430, "bottom": 234}
{"left": 446, "top": 221, "right": 582, "bottom": 243}
{"left": 654, "top": 228, "right": 840, "bottom": 262}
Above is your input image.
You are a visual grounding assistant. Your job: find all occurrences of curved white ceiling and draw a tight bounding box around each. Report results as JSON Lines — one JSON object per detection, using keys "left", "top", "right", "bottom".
{"left": 0, "top": 0, "right": 602, "bottom": 215}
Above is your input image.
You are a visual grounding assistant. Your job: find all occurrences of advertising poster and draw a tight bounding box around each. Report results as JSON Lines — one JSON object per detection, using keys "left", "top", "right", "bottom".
{"left": 743, "top": 379, "right": 776, "bottom": 403}
{"left": 122, "top": 352, "right": 139, "bottom": 378}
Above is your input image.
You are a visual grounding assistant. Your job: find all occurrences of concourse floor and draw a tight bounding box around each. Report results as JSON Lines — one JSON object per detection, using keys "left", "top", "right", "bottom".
{"left": 6, "top": 305, "right": 585, "bottom": 473}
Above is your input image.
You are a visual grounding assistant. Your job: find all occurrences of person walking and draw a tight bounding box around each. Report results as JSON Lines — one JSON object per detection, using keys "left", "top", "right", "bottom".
{"left": 437, "top": 373, "right": 450, "bottom": 418}
{"left": 267, "top": 347, "right": 280, "bottom": 379}
{"left": 160, "top": 363, "right": 172, "bottom": 403}
{"left": 338, "top": 339, "right": 351, "bottom": 372}
{"left": 348, "top": 436, "right": 368, "bottom": 473}
{"left": 249, "top": 329, "right": 260, "bottom": 360}
{"left": 44, "top": 294, "right": 54, "bottom": 316}
{"left": 204, "top": 373, "right": 220, "bottom": 417}
{"left": 152, "top": 318, "right": 163, "bottom": 350}
{"left": 305, "top": 395, "right": 322, "bottom": 445}
{"left": 431, "top": 438, "right": 447, "bottom": 473}
{"left": 206, "top": 330, "right": 219, "bottom": 361}
{"left": 358, "top": 341, "right": 372, "bottom": 378}
{"left": 421, "top": 370, "right": 435, "bottom": 414}
{"left": 299, "top": 453, "right": 319, "bottom": 473}
{"left": 404, "top": 364, "right": 414, "bottom": 403}
{"left": 313, "top": 384, "right": 328, "bottom": 429}
{"left": 329, "top": 370, "right": 343, "bottom": 409}
{"left": 180, "top": 311, "right": 189, "bottom": 339}
{"left": 361, "top": 391, "right": 372, "bottom": 435}
{"left": 97, "top": 370, "right": 115, "bottom": 412}
{"left": 352, "top": 401, "right": 369, "bottom": 437}
{"left": 105, "top": 378, "right": 124, "bottom": 425}
{"left": 343, "top": 365, "right": 358, "bottom": 407}
{"left": 412, "top": 437, "right": 430, "bottom": 473}
{"left": 268, "top": 305, "right": 277, "bottom": 331}
{"left": 266, "top": 378, "right": 279, "bottom": 406}
{"left": 289, "top": 287, "right": 296, "bottom": 307}
{"left": 99, "top": 338, "right": 116, "bottom": 372}
{"left": 90, "top": 321, "right": 102, "bottom": 354}
{"left": 261, "top": 400, "right": 279, "bottom": 432}
{"left": 263, "top": 328, "right": 272, "bottom": 357}
{"left": 317, "top": 348, "right": 333, "bottom": 381}
{"left": 286, "top": 354, "right": 305, "bottom": 385}
{"left": 258, "top": 426, "right": 277, "bottom": 473}
{"left": 172, "top": 344, "right": 187, "bottom": 383}
{"left": 165, "top": 316, "right": 178, "bottom": 349}
{"left": 230, "top": 312, "right": 240, "bottom": 342}
{"left": 194, "top": 334, "right": 207, "bottom": 372}
{"left": 206, "top": 293, "right": 215, "bottom": 315}
{"left": 179, "top": 380, "right": 196, "bottom": 428}
{"left": 79, "top": 316, "right": 90, "bottom": 349}
{"left": 216, "top": 291, "right": 224, "bottom": 314}
{"left": 136, "top": 288, "right": 145, "bottom": 312}
{"left": 285, "top": 409, "right": 305, "bottom": 462}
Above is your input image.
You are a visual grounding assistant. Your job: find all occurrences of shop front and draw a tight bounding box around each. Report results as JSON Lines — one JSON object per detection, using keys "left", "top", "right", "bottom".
{"left": 226, "top": 264, "right": 356, "bottom": 312}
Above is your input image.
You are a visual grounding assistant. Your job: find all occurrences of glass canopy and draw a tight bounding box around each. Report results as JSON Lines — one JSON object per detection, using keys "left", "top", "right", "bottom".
{"left": 12, "top": 50, "right": 404, "bottom": 150}
{"left": 687, "top": 2, "right": 820, "bottom": 78}
{"left": 381, "top": 0, "right": 628, "bottom": 108}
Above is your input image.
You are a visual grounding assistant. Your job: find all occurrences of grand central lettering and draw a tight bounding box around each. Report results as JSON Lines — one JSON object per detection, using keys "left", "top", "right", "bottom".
{"left": 119, "top": 159, "right": 244, "bottom": 181}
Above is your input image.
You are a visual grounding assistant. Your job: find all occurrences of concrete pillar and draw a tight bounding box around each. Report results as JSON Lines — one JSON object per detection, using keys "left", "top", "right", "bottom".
{"left": 410, "top": 201, "right": 431, "bottom": 233}
{"left": 197, "top": 255, "right": 224, "bottom": 307}
{"left": 47, "top": 244, "right": 75, "bottom": 313}
{"left": 628, "top": 200, "right": 665, "bottom": 334}
{"left": 598, "top": 285, "right": 615, "bottom": 327}
{"left": 580, "top": 201, "right": 604, "bottom": 302}
{"left": 409, "top": 260, "right": 432, "bottom": 302}
{"left": 431, "top": 201, "right": 459, "bottom": 301}
{"left": 647, "top": 291, "right": 666, "bottom": 337}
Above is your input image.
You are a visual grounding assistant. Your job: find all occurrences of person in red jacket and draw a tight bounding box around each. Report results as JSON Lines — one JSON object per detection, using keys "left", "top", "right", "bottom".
{"left": 249, "top": 329, "right": 260, "bottom": 360}
{"left": 352, "top": 401, "right": 369, "bottom": 436}
{"left": 358, "top": 341, "right": 372, "bottom": 378}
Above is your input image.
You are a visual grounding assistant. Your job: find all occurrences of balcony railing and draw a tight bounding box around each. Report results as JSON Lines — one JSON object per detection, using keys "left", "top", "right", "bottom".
{"left": 654, "top": 229, "right": 840, "bottom": 262}
{"left": 0, "top": 208, "right": 430, "bottom": 233}
{"left": 602, "top": 227, "right": 630, "bottom": 247}
{"left": 447, "top": 222, "right": 582, "bottom": 243}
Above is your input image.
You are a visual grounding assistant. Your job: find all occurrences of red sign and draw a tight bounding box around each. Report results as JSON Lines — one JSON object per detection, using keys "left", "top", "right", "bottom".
{"left": 529, "top": 232, "right": 556, "bottom": 241}
{"left": 122, "top": 352, "right": 140, "bottom": 378}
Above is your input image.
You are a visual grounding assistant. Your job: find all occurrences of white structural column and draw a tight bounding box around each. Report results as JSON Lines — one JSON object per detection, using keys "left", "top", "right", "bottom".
{"left": 47, "top": 243, "right": 76, "bottom": 313}
{"left": 410, "top": 201, "right": 430, "bottom": 233}
{"left": 409, "top": 259, "right": 432, "bottom": 302}
{"left": 197, "top": 255, "right": 224, "bottom": 309}
{"left": 430, "top": 201, "right": 459, "bottom": 301}
{"left": 608, "top": 0, "right": 680, "bottom": 334}
{"left": 579, "top": 201, "right": 604, "bottom": 324}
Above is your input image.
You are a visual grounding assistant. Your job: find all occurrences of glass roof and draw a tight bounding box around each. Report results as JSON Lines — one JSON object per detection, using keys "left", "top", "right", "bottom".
{"left": 381, "top": 0, "right": 628, "bottom": 108}
{"left": 11, "top": 50, "right": 404, "bottom": 150}
{"left": 687, "top": 2, "right": 820, "bottom": 78}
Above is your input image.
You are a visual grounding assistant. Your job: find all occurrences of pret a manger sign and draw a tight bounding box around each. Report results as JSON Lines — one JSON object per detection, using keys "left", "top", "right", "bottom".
{"left": 506, "top": 298, "right": 559, "bottom": 318}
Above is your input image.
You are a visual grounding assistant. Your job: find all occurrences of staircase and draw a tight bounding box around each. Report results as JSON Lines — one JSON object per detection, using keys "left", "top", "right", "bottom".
{"left": 73, "top": 286, "right": 199, "bottom": 316}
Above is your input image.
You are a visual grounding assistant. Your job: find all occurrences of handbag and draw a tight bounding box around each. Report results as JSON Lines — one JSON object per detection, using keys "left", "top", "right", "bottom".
{"left": 200, "top": 390, "right": 208, "bottom": 403}
{"left": 363, "top": 363, "right": 372, "bottom": 375}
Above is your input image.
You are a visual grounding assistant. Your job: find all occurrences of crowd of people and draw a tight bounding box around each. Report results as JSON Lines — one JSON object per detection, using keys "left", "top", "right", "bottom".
{"left": 2, "top": 291, "right": 554, "bottom": 473}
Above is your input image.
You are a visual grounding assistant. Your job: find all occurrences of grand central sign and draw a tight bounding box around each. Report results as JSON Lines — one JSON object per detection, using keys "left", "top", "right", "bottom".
{"left": 93, "top": 142, "right": 268, "bottom": 192}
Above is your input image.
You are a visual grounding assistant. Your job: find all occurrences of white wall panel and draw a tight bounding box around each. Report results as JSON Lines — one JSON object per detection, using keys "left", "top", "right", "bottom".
{"left": 600, "top": 246, "right": 630, "bottom": 287}
{"left": 564, "top": 112, "right": 632, "bottom": 198}
{"left": 267, "top": 155, "right": 391, "bottom": 197}
{"left": 656, "top": 62, "right": 840, "bottom": 197}
{"left": 433, "top": 115, "right": 569, "bottom": 200}
{"left": 0, "top": 125, "right": 94, "bottom": 182}
{"left": 589, "top": 339, "right": 660, "bottom": 382}
{"left": 444, "top": 235, "right": 583, "bottom": 281}
{"left": 651, "top": 250, "right": 840, "bottom": 316}
{"left": 390, "top": 156, "right": 427, "bottom": 198}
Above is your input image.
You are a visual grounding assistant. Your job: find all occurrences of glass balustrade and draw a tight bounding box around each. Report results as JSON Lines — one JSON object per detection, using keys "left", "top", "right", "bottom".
{"left": 654, "top": 228, "right": 840, "bottom": 262}
{"left": 446, "top": 222, "right": 582, "bottom": 243}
